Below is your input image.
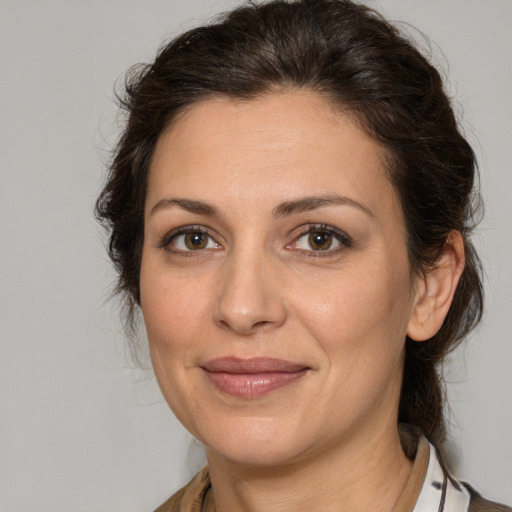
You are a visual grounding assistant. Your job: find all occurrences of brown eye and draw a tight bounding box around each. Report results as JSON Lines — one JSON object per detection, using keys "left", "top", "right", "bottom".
{"left": 169, "top": 229, "right": 220, "bottom": 252}
{"left": 288, "top": 226, "right": 350, "bottom": 254}
{"left": 184, "top": 232, "right": 208, "bottom": 250}
{"left": 308, "top": 231, "right": 333, "bottom": 251}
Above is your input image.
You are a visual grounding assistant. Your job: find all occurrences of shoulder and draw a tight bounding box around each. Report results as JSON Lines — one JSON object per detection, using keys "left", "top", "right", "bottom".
{"left": 465, "top": 483, "right": 512, "bottom": 512}
{"left": 153, "top": 467, "right": 210, "bottom": 512}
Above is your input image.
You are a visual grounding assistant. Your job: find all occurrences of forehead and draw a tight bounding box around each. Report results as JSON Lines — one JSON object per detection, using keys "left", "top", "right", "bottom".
{"left": 147, "top": 91, "right": 400, "bottom": 222}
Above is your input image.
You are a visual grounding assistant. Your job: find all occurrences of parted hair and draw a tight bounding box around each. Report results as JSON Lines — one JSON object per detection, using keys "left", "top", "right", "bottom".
{"left": 96, "top": 0, "right": 483, "bottom": 446}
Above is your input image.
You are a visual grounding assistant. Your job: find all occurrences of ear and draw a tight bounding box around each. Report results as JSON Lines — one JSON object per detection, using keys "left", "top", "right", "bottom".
{"left": 407, "top": 231, "right": 465, "bottom": 342}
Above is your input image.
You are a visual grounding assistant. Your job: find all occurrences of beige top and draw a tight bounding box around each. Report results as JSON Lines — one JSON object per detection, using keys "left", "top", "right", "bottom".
{"left": 153, "top": 437, "right": 511, "bottom": 512}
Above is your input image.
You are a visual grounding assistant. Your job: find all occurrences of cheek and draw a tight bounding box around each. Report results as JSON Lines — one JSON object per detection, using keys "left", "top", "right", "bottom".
{"left": 292, "top": 260, "right": 412, "bottom": 373}
{"left": 139, "top": 261, "right": 216, "bottom": 394}
{"left": 294, "top": 266, "right": 412, "bottom": 417}
{"left": 139, "top": 264, "right": 215, "bottom": 427}
{"left": 140, "top": 258, "right": 211, "bottom": 340}
{"left": 301, "top": 270, "right": 408, "bottom": 333}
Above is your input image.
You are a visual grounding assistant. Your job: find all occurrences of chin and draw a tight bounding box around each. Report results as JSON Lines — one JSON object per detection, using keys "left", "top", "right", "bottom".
{"left": 200, "top": 415, "right": 312, "bottom": 468}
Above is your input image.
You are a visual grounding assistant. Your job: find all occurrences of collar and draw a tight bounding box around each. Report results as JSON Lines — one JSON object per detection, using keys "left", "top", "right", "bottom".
{"left": 410, "top": 439, "right": 470, "bottom": 512}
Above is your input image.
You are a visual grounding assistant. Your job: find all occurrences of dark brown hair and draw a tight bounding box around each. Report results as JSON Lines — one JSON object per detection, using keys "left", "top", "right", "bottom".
{"left": 96, "top": 0, "right": 483, "bottom": 446}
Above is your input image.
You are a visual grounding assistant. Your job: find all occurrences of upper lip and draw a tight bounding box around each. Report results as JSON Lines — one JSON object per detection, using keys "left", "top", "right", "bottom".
{"left": 201, "top": 357, "right": 309, "bottom": 374}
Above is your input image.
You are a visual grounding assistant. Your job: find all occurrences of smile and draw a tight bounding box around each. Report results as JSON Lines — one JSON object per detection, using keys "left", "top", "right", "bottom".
{"left": 201, "top": 357, "right": 310, "bottom": 399}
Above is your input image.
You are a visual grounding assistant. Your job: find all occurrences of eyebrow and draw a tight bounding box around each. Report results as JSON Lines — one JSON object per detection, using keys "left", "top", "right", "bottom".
{"left": 272, "top": 194, "right": 374, "bottom": 218}
{"left": 149, "top": 194, "right": 374, "bottom": 219}
{"left": 149, "top": 198, "right": 222, "bottom": 217}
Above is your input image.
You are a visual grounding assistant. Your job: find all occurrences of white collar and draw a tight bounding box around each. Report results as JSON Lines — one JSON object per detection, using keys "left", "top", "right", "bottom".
{"left": 412, "top": 440, "right": 470, "bottom": 512}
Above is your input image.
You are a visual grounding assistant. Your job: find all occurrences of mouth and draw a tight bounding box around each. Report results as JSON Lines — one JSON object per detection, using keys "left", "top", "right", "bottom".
{"left": 201, "top": 357, "right": 310, "bottom": 399}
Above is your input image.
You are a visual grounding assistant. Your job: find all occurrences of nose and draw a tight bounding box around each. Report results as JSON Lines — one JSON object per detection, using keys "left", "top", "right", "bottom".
{"left": 212, "top": 247, "right": 287, "bottom": 336}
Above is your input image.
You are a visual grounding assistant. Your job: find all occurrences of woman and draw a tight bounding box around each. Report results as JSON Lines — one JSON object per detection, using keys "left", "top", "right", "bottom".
{"left": 96, "top": 0, "right": 511, "bottom": 510}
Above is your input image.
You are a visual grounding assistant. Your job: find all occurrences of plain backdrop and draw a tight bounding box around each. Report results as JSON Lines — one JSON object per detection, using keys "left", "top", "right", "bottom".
{"left": 1, "top": 0, "right": 511, "bottom": 510}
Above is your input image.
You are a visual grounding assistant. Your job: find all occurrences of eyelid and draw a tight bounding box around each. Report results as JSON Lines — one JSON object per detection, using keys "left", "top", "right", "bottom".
{"left": 158, "top": 224, "right": 222, "bottom": 253}
{"left": 286, "top": 223, "right": 353, "bottom": 254}
{"left": 156, "top": 223, "right": 352, "bottom": 255}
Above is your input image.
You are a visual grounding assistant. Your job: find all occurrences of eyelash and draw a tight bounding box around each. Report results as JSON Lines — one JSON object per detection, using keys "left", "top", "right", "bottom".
{"left": 157, "top": 223, "right": 353, "bottom": 256}
{"left": 158, "top": 225, "right": 221, "bottom": 255}
{"left": 288, "top": 224, "right": 353, "bottom": 257}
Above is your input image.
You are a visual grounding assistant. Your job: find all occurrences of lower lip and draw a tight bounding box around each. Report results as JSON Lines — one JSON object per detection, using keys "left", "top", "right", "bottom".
{"left": 203, "top": 370, "right": 308, "bottom": 399}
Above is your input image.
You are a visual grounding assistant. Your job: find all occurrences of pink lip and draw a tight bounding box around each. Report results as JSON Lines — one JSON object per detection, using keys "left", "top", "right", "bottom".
{"left": 201, "top": 357, "right": 309, "bottom": 399}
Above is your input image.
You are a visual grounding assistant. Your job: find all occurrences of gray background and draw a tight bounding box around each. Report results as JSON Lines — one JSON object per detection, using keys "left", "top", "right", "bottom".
{"left": 1, "top": 0, "right": 511, "bottom": 510}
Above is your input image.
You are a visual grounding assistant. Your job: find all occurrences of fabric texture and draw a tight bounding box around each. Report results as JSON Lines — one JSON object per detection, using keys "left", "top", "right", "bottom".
{"left": 153, "top": 437, "right": 511, "bottom": 512}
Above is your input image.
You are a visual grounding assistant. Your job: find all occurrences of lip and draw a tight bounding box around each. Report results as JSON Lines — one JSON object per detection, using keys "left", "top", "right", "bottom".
{"left": 201, "top": 357, "right": 310, "bottom": 399}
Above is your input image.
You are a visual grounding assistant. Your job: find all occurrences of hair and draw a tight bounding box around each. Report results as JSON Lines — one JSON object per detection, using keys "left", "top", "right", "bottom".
{"left": 95, "top": 0, "right": 483, "bottom": 446}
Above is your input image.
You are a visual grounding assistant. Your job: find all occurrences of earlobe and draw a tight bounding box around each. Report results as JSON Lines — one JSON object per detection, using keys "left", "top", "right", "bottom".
{"left": 407, "top": 231, "right": 465, "bottom": 342}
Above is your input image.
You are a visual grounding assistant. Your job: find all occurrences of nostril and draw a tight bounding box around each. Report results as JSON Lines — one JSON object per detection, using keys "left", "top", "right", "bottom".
{"left": 216, "top": 316, "right": 275, "bottom": 335}
{"left": 253, "top": 320, "right": 270, "bottom": 329}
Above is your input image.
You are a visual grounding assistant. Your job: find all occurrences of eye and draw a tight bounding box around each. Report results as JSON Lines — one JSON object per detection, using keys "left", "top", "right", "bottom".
{"left": 162, "top": 227, "right": 221, "bottom": 252}
{"left": 287, "top": 225, "right": 351, "bottom": 254}
{"left": 302, "top": 231, "right": 337, "bottom": 251}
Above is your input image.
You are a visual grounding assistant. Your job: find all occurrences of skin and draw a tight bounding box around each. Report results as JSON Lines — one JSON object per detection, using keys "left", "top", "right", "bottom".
{"left": 140, "top": 91, "right": 464, "bottom": 512}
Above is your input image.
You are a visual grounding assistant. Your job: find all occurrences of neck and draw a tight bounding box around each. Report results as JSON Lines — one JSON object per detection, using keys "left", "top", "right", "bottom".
{"left": 205, "top": 422, "right": 413, "bottom": 512}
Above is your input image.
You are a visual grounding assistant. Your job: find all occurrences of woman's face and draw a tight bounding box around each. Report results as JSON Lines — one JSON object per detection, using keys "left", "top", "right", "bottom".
{"left": 140, "top": 91, "right": 420, "bottom": 467}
